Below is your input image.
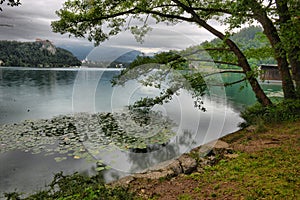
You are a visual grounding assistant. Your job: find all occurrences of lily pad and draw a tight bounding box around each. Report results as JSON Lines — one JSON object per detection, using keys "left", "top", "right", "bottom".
{"left": 95, "top": 166, "right": 105, "bottom": 171}
{"left": 54, "top": 157, "right": 67, "bottom": 162}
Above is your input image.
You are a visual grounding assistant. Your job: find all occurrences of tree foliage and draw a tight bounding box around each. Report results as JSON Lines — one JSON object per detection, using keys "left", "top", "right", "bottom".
{"left": 51, "top": 0, "right": 300, "bottom": 105}
{"left": 196, "top": 26, "right": 275, "bottom": 69}
{"left": 0, "top": 0, "right": 20, "bottom": 11}
{"left": 112, "top": 51, "right": 207, "bottom": 111}
{"left": 221, "top": 0, "right": 300, "bottom": 99}
{"left": 0, "top": 40, "right": 81, "bottom": 67}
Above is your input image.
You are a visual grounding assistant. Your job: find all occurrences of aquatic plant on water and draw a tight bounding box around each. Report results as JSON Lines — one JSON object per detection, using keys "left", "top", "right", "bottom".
{"left": 0, "top": 109, "right": 176, "bottom": 169}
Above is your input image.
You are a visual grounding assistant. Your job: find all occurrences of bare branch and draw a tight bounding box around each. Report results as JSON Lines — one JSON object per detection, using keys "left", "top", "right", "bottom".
{"left": 192, "top": 7, "right": 232, "bottom": 15}
{"left": 188, "top": 58, "right": 240, "bottom": 67}
{"left": 265, "top": 0, "right": 275, "bottom": 9}
{"left": 182, "top": 48, "right": 232, "bottom": 57}
{"left": 186, "top": 0, "right": 192, "bottom": 8}
{"left": 195, "top": 78, "right": 247, "bottom": 87}
{"left": 204, "top": 48, "right": 232, "bottom": 51}
{"left": 141, "top": 9, "right": 194, "bottom": 22}
{"left": 79, "top": 8, "right": 138, "bottom": 23}
{"left": 204, "top": 70, "right": 244, "bottom": 78}
{"left": 224, "top": 78, "right": 247, "bottom": 86}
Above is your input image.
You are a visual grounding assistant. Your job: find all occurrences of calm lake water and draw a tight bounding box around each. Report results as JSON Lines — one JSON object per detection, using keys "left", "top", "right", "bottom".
{"left": 0, "top": 67, "right": 282, "bottom": 197}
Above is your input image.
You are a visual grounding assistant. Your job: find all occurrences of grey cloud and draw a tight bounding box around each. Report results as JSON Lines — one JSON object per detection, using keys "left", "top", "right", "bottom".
{"left": 103, "top": 23, "right": 217, "bottom": 52}
{"left": 0, "top": 0, "right": 64, "bottom": 41}
{"left": 0, "top": 0, "right": 219, "bottom": 51}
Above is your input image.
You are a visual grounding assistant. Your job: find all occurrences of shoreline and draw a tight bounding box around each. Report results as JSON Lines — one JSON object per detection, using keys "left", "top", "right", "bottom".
{"left": 110, "top": 135, "right": 237, "bottom": 187}
{"left": 0, "top": 111, "right": 240, "bottom": 195}
{"left": 113, "top": 120, "right": 300, "bottom": 199}
{"left": 2, "top": 119, "right": 299, "bottom": 199}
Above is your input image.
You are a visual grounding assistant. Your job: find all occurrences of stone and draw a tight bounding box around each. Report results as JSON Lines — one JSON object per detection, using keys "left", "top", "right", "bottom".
{"left": 207, "top": 140, "right": 229, "bottom": 149}
{"left": 135, "top": 170, "right": 174, "bottom": 180}
{"left": 167, "top": 160, "right": 182, "bottom": 175}
{"left": 224, "top": 153, "right": 239, "bottom": 159}
{"left": 197, "top": 140, "right": 230, "bottom": 156}
{"left": 110, "top": 140, "right": 232, "bottom": 187}
{"left": 110, "top": 176, "right": 135, "bottom": 187}
{"left": 177, "top": 154, "right": 197, "bottom": 174}
{"left": 142, "top": 160, "right": 175, "bottom": 172}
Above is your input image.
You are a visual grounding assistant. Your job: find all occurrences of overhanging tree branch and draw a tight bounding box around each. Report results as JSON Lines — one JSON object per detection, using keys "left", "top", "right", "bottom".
{"left": 170, "top": 0, "right": 272, "bottom": 106}
{"left": 224, "top": 78, "right": 247, "bottom": 86}
{"left": 52, "top": 0, "right": 274, "bottom": 106}
{"left": 0, "top": 0, "right": 21, "bottom": 11}
{"left": 139, "top": 9, "right": 194, "bottom": 22}
{"left": 182, "top": 48, "right": 233, "bottom": 57}
{"left": 192, "top": 7, "right": 233, "bottom": 15}
{"left": 204, "top": 70, "right": 244, "bottom": 78}
{"left": 188, "top": 58, "right": 240, "bottom": 67}
{"left": 81, "top": 8, "right": 138, "bottom": 22}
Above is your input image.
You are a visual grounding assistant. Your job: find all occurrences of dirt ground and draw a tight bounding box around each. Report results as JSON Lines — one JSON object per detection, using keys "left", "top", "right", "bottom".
{"left": 121, "top": 121, "right": 300, "bottom": 200}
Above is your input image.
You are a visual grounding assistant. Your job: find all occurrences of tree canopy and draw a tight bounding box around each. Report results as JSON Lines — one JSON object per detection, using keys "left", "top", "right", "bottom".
{"left": 52, "top": 0, "right": 300, "bottom": 105}
{"left": 111, "top": 26, "right": 269, "bottom": 111}
{"left": 218, "top": 0, "right": 300, "bottom": 98}
{"left": 0, "top": 0, "right": 20, "bottom": 11}
{"left": 197, "top": 26, "right": 275, "bottom": 70}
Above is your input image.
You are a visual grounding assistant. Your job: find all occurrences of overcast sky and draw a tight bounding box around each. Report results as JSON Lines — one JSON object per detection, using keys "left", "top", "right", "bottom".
{"left": 0, "top": 0, "right": 222, "bottom": 53}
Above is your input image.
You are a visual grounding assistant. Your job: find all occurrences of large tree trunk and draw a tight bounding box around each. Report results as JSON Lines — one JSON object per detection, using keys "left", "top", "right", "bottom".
{"left": 172, "top": 0, "right": 272, "bottom": 106}
{"left": 191, "top": 16, "right": 272, "bottom": 106}
{"left": 258, "top": 20, "right": 295, "bottom": 99}
{"left": 224, "top": 38, "right": 273, "bottom": 106}
{"left": 289, "top": 48, "right": 300, "bottom": 98}
{"left": 251, "top": 2, "right": 296, "bottom": 99}
{"left": 276, "top": 0, "right": 300, "bottom": 98}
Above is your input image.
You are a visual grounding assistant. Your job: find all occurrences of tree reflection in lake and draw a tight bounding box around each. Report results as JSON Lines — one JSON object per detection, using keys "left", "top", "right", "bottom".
{"left": 0, "top": 67, "right": 249, "bottom": 197}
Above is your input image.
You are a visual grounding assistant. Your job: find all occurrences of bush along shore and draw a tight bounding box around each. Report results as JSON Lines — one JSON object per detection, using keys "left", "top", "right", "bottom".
{"left": 3, "top": 101, "right": 300, "bottom": 199}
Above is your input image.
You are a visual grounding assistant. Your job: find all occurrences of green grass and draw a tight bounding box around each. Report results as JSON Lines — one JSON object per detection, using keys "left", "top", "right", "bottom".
{"left": 177, "top": 194, "right": 193, "bottom": 200}
{"left": 188, "top": 136, "right": 300, "bottom": 199}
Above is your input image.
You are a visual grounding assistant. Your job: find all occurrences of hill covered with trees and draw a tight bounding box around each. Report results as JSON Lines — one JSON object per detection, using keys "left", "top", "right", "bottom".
{"left": 198, "top": 26, "right": 276, "bottom": 69}
{"left": 0, "top": 40, "right": 81, "bottom": 67}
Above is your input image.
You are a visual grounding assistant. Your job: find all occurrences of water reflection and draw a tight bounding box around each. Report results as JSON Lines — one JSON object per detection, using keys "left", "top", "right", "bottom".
{"left": 0, "top": 67, "right": 282, "bottom": 197}
{"left": 0, "top": 150, "right": 96, "bottom": 197}
{"left": 222, "top": 73, "right": 283, "bottom": 111}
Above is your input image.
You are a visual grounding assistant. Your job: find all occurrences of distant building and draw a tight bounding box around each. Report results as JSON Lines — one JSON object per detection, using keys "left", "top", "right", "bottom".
{"left": 35, "top": 38, "right": 56, "bottom": 55}
{"left": 259, "top": 64, "right": 281, "bottom": 82}
{"left": 35, "top": 38, "right": 53, "bottom": 45}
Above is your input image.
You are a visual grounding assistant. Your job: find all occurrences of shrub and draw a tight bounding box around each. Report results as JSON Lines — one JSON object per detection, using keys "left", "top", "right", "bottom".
{"left": 5, "top": 172, "right": 136, "bottom": 200}
{"left": 240, "top": 99, "right": 300, "bottom": 127}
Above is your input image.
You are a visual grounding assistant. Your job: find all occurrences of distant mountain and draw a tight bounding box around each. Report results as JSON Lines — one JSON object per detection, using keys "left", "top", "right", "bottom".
{"left": 109, "top": 50, "right": 142, "bottom": 68}
{"left": 57, "top": 43, "right": 94, "bottom": 60}
{"left": 83, "top": 46, "right": 142, "bottom": 68}
{"left": 0, "top": 40, "right": 81, "bottom": 67}
{"left": 207, "top": 26, "right": 266, "bottom": 50}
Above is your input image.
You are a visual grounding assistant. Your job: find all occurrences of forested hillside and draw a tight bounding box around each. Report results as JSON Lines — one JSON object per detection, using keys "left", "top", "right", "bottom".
{"left": 0, "top": 40, "right": 81, "bottom": 67}
{"left": 184, "top": 26, "right": 275, "bottom": 69}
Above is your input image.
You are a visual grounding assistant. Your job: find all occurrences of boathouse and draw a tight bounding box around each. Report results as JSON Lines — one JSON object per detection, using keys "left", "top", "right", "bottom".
{"left": 259, "top": 64, "right": 281, "bottom": 82}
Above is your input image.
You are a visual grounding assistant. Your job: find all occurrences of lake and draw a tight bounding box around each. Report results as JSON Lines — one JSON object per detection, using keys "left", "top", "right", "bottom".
{"left": 0, "top": 67, "right": 282, "bottom": 197}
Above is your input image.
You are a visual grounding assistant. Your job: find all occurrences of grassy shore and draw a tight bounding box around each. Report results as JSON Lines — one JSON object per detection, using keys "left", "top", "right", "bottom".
{"left": 6, "top": 119, "right": 300, "bottom": 200}
{"left": 126, "top": 120, "right": 300, "bottom": 199}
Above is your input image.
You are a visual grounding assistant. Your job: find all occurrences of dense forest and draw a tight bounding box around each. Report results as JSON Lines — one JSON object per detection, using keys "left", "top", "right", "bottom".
{"left": 0, "top": 40, "right": 81, "bottom": 67}
{"left": 184, "top": 26, "right": 275, "bottom": 69}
